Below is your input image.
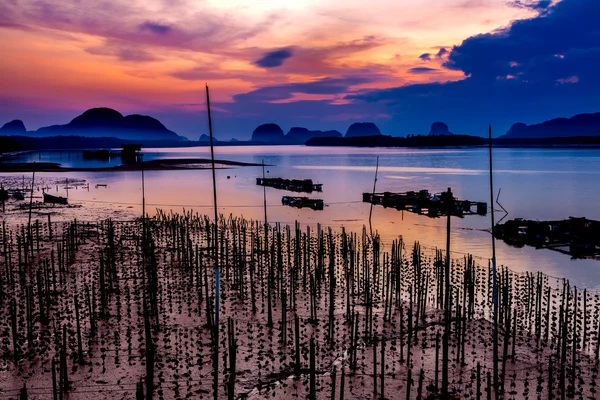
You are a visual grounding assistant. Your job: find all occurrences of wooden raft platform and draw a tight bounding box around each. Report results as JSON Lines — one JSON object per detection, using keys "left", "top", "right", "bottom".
{"left": 363, "top": 189, "right": 487, "bottom": 218}
{"left": 257, "top": 177, "right": 323, "bottom": 193}
{"left": 281, "top": 196, "right": 324, "bottom": 211}
{"left": 494, "top": 217, "right": 600, "bottom": 258}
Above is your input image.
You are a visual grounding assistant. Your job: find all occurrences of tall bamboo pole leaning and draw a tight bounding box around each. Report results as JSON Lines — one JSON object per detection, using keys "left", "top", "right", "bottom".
{"left": 206, "top": 83, "right": 220, "bottom": 400}
{"left": 141, "top": 153, "right": 146, "bottom": 220}
{"left": 489, "top": 125, "right": 499, "bottom": 398}
{"left": 262, "top": 160, "right": 268, "bottom": 226}
{"left": 369, "top": 156, "right": 379, "bottom": 238}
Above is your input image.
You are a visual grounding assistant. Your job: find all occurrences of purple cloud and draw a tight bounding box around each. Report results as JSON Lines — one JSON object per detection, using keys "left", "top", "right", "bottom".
{"left": 232, "top": 76, "right": 375, "bottom": 103}
{"left": 408, "top": 67, "right": 438, "bottom": 74}
{"left": 1, "top": 0, "right": 275, "bottom": 54}
{"left": 419, "top": 53, "right": 432, "bottom": 61}
{"left": 436, "top": 48, "right": 448, "bottom": 58}
{"left": 139, "top": 21, "right": 172, "bottom": 35}
{"left": 86, "top": 39, "right": 160, "bottom": 62}
{"left": 253, "top": 48, "right": 293, "bottom": 68}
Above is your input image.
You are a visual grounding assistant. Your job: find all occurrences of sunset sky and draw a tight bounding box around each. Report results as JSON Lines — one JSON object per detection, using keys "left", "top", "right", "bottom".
{"left": 1, "top": 0, "right": 598, "bottom": 140}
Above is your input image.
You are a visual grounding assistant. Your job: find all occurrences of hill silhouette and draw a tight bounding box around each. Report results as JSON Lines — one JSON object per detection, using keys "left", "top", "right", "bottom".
{"left": 502, "top": 112, "right": 600, "bottom": 138}
{"left": 0, "top": 120, "right": 26, "bottom": 134}
{"left": 1, "top": 108, "right": 186, "bottom": 141}
{"left": 285, "top": 127, "right": 342, "bottom": 144}
{"left": 428, "top": 122, "right": 454, "bottom": 136}
{"left": 345, "top": 122, "right": 382, "bottom": 137}
{"left": 251, "top": 123, "right": 285, "bottom": 142}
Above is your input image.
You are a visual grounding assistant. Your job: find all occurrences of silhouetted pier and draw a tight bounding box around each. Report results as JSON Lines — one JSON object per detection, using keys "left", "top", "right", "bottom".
{"left": 363, "top": 189, "right": 487, "bottom": 218}
{"left": 257, "top": 177, "right": 323, "bottom": 193}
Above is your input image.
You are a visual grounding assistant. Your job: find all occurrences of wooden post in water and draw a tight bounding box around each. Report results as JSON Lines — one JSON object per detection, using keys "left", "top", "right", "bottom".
{"left": 489, "top": 125, "right": 499, "bottom": 398}
{"left": 262, "top": 160, "right": 267, "bottom": 227}
{"left": 441, "top": 187, "right": 453, "bottom": 397}
{"left": 141, "top": 153, "right": 145, "bottom": 220}
{"left": 206, "top": 83, "right": 220, "bottom": 400}
{"left": 309, "top": 336, "right": 316, "bottom": 400}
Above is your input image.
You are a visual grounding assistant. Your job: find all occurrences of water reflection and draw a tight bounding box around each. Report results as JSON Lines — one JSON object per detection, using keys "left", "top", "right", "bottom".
{"left": 2, "top": 145, "right": 600, "bottom": 287}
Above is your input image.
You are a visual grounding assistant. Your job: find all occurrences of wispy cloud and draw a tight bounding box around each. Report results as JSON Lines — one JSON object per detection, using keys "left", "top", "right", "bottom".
{"left": 139, "top": 21, "right": 172, "bottom": 35}
{"left": 408, "top": 67, "right": 438, "bottom": 74}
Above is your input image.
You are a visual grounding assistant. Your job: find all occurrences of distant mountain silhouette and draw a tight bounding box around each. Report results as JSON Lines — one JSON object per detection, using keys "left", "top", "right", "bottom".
{"left": 199, "top": 134, "right": 219, "bottom": 142}
{"left": 3, "top": 108, "right": 186, "bottom": 141}
{"left": 285, "top": 127, "right": 342, "bottom": 144}
{"left": 428, "top": 122, "right": 454, "bottom": 136}
{"left": 0, "top": 120, "right": 26, "bottom": 134}
{"left": 345, "top": 122, "right": 382, "bottom": 137}
{"left": 502, "top": 113, "right": 600, "bottom": 138}
{"left": 307, "top": 134, "right": 485, "bottom": 147}
{"left": 252, "top": 123, "right": 285, "bottom": 142}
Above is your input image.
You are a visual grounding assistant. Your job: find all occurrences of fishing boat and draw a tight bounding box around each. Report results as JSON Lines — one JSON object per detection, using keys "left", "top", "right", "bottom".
{"left": 0, "top": 188, "right": 8, "bottom": 201}
{"left": 44, "top": 193, "right": 68, "bottom": 205}
{"left": 13, "top": 191, "right": 25, "bottom": 200}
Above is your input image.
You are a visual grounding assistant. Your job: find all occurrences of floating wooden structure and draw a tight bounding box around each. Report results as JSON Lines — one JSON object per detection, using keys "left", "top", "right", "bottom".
{"left": 257, "top": 177, "right": 323, "bottom": 193}
{"left": 363, "top": 189, "right": 487, "bottom": 218}
{"left": 281, "top": 196, "right": 324, "bottom": 210}
{"left": 43, "top": 193, "right": 68, "bottom": 205}
{"left": 494, "top": 217, "right": 600, "bottom": 258}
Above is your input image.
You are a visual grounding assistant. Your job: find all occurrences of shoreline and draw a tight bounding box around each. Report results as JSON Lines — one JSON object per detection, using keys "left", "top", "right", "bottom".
{"left": 0, "top": 158, "right": 266, "bottom": 172}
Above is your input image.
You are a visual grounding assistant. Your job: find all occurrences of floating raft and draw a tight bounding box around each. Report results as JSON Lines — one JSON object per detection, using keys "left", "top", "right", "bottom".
{"left": 44, "top": 193, "right": 68, "bottom": 205}
{"left": 363, "top": 189, "right": 487, "bottom": 218}
{"left": 282, "top": 196, "right": 324, "bottom": 210}
{"left": 257, "top": 177, "right": 322, "bottom": 193}
{"left": 494, "top": 217, "right": 600, "bottom": 258}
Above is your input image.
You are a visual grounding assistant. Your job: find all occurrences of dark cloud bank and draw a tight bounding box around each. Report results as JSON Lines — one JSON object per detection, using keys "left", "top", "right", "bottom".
{"left": 347, "top": 0, "right": 600, "bottom": 135}
{"left": 217, "top": 0, "right": 600, "bottom": 138}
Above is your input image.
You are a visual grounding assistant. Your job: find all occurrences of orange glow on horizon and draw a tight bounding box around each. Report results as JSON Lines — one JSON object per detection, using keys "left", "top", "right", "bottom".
{"left": 0, "top": 0, "right": 537, "bottom": 128}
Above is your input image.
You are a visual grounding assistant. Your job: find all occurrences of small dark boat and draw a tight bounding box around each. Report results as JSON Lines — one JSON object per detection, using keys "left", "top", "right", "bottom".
{"left": 13, "top": 191, "right": 25, "bottom": 200}
{"left": 44, "top": 193, "right": 68, "bottom": 205}
{"left": 0, "top": 189, "right": 8, "bottom": 201}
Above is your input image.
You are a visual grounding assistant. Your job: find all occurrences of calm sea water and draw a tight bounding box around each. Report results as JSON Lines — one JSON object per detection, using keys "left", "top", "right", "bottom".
{"left": 4, "top": 145, "right": 600, "bottom": 287}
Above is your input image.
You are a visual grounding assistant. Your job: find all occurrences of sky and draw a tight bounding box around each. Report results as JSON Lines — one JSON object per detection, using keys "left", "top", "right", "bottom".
{"left": 1, "top": 0, "right": 598, "bottom": 140}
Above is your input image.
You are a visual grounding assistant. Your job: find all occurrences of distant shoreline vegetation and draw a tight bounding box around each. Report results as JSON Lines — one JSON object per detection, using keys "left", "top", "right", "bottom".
{"left": 3, "top": 134, "right": 600, "bottom": 156}
{"left": 306, "top": 135, "right": 600, "bottom": 148}
{"left": 2, "top": 108, "right": 600, "bottom": 152}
